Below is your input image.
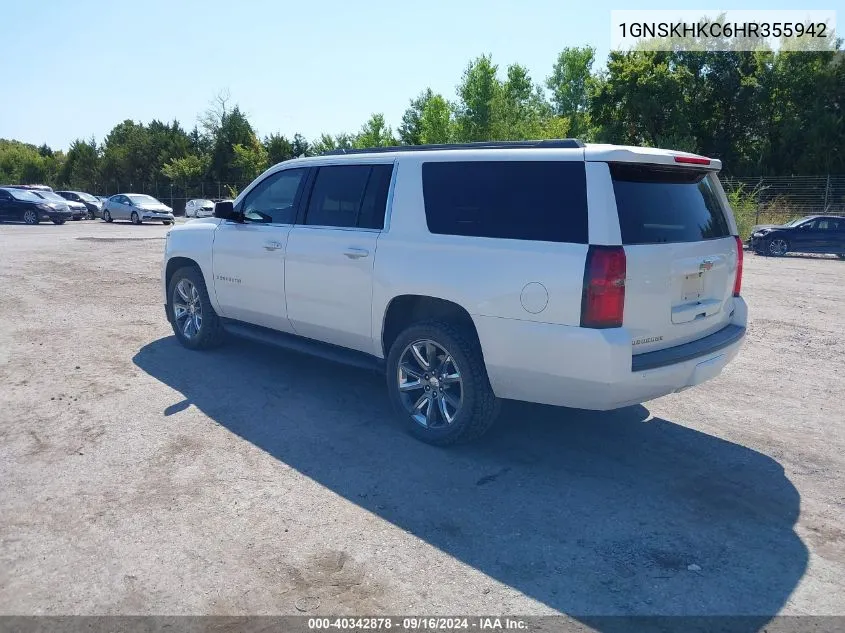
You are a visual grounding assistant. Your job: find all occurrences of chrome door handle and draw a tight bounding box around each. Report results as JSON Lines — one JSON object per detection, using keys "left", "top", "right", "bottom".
{"left": 343, "top": 247, "right": 370, "bottom": 259}
{"left": 263, "top": 241, "right": 283, "bottom": 251}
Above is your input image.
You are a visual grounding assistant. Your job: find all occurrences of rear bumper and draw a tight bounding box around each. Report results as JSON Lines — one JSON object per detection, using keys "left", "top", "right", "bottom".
{"left": 475, "top": 298, "right": 748, "bottom": 410}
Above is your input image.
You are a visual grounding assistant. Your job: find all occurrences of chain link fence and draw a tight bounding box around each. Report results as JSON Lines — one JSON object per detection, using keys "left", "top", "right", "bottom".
{"left": 721, "top": 175, "right": 845, "bottom": 226}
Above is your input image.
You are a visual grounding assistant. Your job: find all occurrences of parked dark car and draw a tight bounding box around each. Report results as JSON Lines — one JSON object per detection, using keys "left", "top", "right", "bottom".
{"left": 56, "top": 190, "right": 102, "bottom": 219}
{"left": 0, "top": 187, "right": 73, "bottom": 224}
{"left": 749, "top": 215, "right": 845, "bottom": 258}
{"left": 32, "top": 190, "right": 88, "bottom": 220}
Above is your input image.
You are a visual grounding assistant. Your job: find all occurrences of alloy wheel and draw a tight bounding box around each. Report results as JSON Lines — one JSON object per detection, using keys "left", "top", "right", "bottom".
{"left": 397, "top": 339, "right": 463, "bottom": 428}
{"left": 769, "top": 239, "right": 788, "bottom": 256}
{"left": 172, "top": 278, "right": 203, "bottom": 340}
{"left": 23, "top": 210, "right": 38, "bottom": 225}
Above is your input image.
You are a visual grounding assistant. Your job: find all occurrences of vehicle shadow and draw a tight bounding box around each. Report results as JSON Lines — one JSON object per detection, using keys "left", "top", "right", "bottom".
{"left": 133, "top": 337, "right": 807, "bottom": 628}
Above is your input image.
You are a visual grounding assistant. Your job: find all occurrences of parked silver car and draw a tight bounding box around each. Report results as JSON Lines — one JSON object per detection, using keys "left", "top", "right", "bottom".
{"left": 102, "top": 194, "right": 175, "bottom": 225}
{"left": 185, "top": 198, "right": 215, "bottom": 218}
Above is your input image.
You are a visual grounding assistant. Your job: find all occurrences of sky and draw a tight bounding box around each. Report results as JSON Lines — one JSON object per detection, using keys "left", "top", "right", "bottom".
{"left": 0, "top": 0, "right": 812, "bottom": 151}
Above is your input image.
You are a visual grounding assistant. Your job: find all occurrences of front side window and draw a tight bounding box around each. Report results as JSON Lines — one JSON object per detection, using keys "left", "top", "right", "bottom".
{"left": 242, "top": 168, "right": 306, "bottom": 224}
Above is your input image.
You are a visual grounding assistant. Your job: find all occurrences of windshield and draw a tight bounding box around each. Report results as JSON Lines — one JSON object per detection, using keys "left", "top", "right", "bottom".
{"left": 3, "top": 188, "right": 42, "bottom": 202}
{"left": 196, "top": 199, "right": 214, "bottom": 207}
{"left": 785, "top": 217, "right": 808, "bottom": 227}
{"left": 77, "top": 192, "right": 99, "bottom": 203}
{"left": 128, "top": 194, "right": 162, "bottom": 205}
{"left": 34, "top": 191, "right": 67, "bottom": 203}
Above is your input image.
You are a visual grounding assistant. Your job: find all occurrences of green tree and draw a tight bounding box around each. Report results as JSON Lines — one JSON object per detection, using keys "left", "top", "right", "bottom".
{"left": 59, "top": 138, "right": 100, "bottom": 191}
{"left": 398, "top": 88, "right": 434, "bottom": 145}
{"left": 208, "top": 106, "right": 258, "bottom": 182}
{"left": 419, "top": 94, "right": 453, "bottom": 144}
{"left": 161, "top": 154, "right": 209, "bottom": 182}
{"left": 354, "top": 113, "right": 396, "bottom": 148}
{"left": 292, "top": 133, "right": 311, "bottom": 158}
{"left": 231, "top": 140, "right": 269, "bottom": 182}
{"left": 546, "top": 46, "right": 595, "bottom": 137}
{"left": 454, "top": 55, "right": 501, "bottom": 141}
{"left": 264, "top": 133, "right": 294, "bottom": 165}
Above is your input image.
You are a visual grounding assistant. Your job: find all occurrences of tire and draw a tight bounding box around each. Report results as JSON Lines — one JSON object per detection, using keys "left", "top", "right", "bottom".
{"left": 52, "top": 218, "right": 66, "bottom": 225}
{"left": 386, "top": 320, "right": 500, "bottom": 446}
{"left": 131, "top": 211, "right": 141, "bottom": 225}
{"left": 167, "top": 266, "right": 225, "bottom": 350}
{"left": 163, "top": 220, "right": 173, "bottom": 225}
{"left": 23, "top": 209, "right": 39, "bottom": 225}
{"left": 87, "top": 210, "right": 95, "bottom": 220}
{"left": 837, "top": 254, "right": 845, "bottom": 260}
{"left": 766, "top": 237, "right": 789, "bottom": 256}
{"left": 103, "top": 210, "right": 113, "bottom": 223}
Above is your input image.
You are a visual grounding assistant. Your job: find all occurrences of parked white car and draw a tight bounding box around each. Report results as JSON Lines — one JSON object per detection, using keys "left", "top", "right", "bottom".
{"left": 103, "top": 194, "right": 174, "bottom": 225}
{"left": 161, "top": 140, "right": 747, "bottom": 445}
{"left": 185, "top": 199, "right": 216, "bottom": 218}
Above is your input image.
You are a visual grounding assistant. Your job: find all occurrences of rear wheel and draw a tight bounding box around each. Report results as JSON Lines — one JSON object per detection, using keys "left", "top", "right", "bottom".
{"left": 386, "top": 320, "right": 500, "bottom": 446}
{"left": 23, "top": 209, "right": 39, "bottom": 225}
{"left": 767, "top": 238, "right": 789, "bottom": 257}
{"left": 167, "top": 266, "right": 225, "bottom": 350}
{"left": 103, "top": 210, "right": 113, "bottom": 223}
{"left": 131, "top": 211, "right": 141, "bottom": 225}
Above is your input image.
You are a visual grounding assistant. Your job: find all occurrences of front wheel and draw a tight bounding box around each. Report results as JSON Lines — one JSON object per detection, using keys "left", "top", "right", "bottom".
{"left": 386, "top": 320, "right": 500, "bottom": 446}
{"left": 167, "top": 266, "right": 225, "bottom": 350}
{"left": 23, "top": 209, "right": 39, "bottom": 225}
{"left": 52, "top": 218, "right": 66, "bottom": 225}
{"left": 103, "top": 210, "right": 113, "bottom": 223}
{"left": 131, "top": 211, "right": 141, "bottom": 225}
{"left": 767, "top": 238, "right": 789, "bottom": 257}
{"left": 87, "top": 210, "right": 95, "bottom": 220}
{"left": 163, "top": 220, "right": 173, "bottom": 225}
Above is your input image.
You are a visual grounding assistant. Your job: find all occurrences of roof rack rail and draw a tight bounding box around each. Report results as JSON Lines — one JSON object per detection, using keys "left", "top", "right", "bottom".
{"left": 322, "top": 139, "right": 584, "bottom": 156}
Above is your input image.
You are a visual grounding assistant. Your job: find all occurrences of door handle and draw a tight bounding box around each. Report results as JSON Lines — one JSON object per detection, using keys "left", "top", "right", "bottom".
{"left": 343, "top": 247, "right": 370, "bottom": 259}
{"left": 263, "top": 240, "right": 283, "bottom": 251}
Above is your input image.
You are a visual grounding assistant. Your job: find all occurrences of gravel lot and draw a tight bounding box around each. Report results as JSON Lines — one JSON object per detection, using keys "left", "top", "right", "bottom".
{"left": 1, "top": 220, "right": 843, "bottom": 622}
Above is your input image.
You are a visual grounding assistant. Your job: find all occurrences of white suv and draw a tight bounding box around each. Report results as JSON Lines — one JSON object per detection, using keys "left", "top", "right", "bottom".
{"left": 161, "top": 140, "right": 747, "bottom": 445}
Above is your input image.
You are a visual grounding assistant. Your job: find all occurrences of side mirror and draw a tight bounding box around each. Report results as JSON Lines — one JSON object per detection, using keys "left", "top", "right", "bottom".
{"left": 214, "top": 200, "right": 242, "bottom": 222}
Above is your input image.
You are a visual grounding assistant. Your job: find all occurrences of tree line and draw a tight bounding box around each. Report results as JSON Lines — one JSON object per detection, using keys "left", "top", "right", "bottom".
{"left": 1, "top": 43, "right": 843, "bottom": 196}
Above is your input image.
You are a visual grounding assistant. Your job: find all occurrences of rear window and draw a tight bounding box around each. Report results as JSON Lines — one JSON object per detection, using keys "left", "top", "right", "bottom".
{"left": 610, "top": 164, "right": 732, "bottom": 245}
{"left": 422, "top": 161, "right": 588, "bottom": 244}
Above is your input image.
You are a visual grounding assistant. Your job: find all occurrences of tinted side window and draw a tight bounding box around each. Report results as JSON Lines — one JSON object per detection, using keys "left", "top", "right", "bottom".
{"left": 358, "top": 164, "right": 393, "bottom": 229}
{"left": 422, "top": 161, "right": 588, "bottom": 243}
{"left": 242, "top": 168, "right": 305, "bottom": 224}
{"left": 611, "top": 164, "right": 732, "bottom": 244}
{"left": 817, "top": 219, "right": 840, "bottom": 231}
{"left": 306, "top": 165, "right": 383, "bottom": 228}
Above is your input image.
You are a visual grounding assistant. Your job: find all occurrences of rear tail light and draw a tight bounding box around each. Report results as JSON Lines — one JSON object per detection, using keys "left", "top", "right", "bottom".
{"left": 581, "top": 246, "right": 626, "bottom": 328}
{"left": 733, "top": 235, "right": 744, "bottom": 297}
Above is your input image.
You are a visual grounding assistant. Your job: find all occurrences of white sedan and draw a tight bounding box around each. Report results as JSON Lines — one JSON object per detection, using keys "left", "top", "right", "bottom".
{"left": 185, "top": 199, "right": 216, "bottom": 218}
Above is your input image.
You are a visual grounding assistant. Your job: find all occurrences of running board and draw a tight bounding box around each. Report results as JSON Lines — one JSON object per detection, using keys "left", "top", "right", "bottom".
{"left": 221, "top": 319, "right": 385, "bottom": 373}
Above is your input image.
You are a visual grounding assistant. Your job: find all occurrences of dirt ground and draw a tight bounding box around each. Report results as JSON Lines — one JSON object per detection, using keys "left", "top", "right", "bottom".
{"left": 1, "top": 220, "right": 843, "bottom": 622}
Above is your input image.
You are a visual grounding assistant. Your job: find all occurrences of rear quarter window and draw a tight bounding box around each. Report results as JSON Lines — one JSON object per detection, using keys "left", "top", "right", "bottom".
{"left": 610, "top": 164, "right": 732, "bottom": 245}
{"left": 422, "top": 160, "right": 588, "bottom": 244}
